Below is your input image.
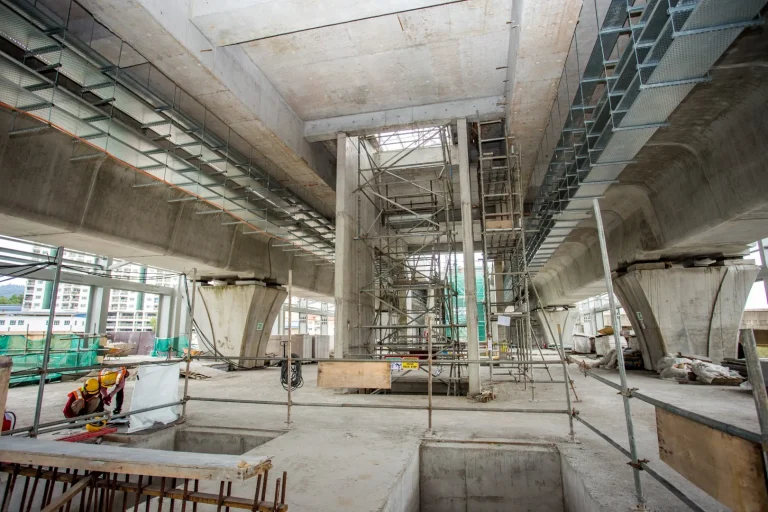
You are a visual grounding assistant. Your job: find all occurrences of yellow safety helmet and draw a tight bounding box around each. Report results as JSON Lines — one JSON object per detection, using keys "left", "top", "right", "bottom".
{"left": 83, "top": 378, "right": 100, "bottom": 395}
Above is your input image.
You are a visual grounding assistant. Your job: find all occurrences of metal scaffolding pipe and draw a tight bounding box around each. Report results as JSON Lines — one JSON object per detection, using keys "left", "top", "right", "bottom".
{"left": 581, "top": 368, "right": 762, "bottom": 445}
{"left": 592, "top": 198, "right": 645, "bottom": 508}
{"left": 187, "top": 396, "right": 566, "bottom": 414}
{"left": 572, "top": 413, "right": 706, "bottom": 512}
{"left": 31, "top": 246, "right": 63, "bottom": 438}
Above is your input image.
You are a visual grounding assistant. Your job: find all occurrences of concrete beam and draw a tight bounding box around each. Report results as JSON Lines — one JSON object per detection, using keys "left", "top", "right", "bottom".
{"left": 305, "top": 97, "right": 505, "bottom": 142}
{"left": 0, "top": 266, "right": 173, "bottom": 296}
{"left": 190, "top": 0, "right": 464, "bottom": 46}
{"left": 532, "top": 32, "right": 768, "bottom": 306}
{"left": 0, "top": 107, "right": 333, "bottom": 297}
{"left": 80, "top": 0, "right": 337, "bottom": 218}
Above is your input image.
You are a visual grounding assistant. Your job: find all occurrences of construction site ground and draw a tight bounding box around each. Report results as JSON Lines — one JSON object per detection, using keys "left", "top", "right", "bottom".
{"left": 5, "top": 352, "right": 760, "bottom": 511}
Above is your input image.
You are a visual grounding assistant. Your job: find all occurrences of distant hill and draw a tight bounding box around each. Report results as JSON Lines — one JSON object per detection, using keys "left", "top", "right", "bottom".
{"left": 0, "top": 284, "right": 24, "bottom": 298}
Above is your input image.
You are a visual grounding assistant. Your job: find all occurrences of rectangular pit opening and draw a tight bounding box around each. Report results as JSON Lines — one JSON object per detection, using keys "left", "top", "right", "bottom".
{"left": 420, "top": 441, "right": 565, "bottom": 512}
{"left": 118, "top": 426, "right": 283, "bottom": 456}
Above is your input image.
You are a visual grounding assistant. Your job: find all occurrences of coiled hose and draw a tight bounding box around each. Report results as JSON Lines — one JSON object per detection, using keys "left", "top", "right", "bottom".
{"left": 280, "top": 353, "right": 304, "bottom": 391}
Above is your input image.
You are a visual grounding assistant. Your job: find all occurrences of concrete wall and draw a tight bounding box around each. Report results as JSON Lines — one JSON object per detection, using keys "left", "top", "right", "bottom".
{"left": 533, "top": 308, "right": 577, "bottom": 349}
{"left": 0, "top": 107, "right": 333, "bottom": 296}
{"left": 560, "top": 452, "right": 607, "bottom": 512}
{"left": 420, "top": 441, "right": 564, "bottom": 512}
{"left": 380, "top": 450, "right": 419, "bottom": 512}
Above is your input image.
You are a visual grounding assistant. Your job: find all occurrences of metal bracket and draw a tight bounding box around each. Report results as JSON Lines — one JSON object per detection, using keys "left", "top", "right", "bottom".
{"left": 627, "top": 458, "right": 649, "bottom": 470}
{"left": 618, "top": 387, "right": 638, "bottom": 398}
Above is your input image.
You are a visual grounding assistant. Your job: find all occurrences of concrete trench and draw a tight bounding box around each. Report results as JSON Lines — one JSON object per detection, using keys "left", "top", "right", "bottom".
{"left": 108, "top": 427, "right": 604, "bottom": 512}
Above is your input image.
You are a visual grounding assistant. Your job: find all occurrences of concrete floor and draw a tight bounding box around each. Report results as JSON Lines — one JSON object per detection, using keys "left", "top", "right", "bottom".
{"left": 4, "top": 353, "right": 761, "bottom": 511}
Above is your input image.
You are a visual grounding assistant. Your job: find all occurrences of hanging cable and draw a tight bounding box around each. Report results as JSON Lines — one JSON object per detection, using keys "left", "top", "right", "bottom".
{"left": 181, "top": 275, "right": 250, "bottom": 370}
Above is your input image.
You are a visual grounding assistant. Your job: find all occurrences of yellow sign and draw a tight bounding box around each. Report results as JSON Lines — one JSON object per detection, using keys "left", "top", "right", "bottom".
{"left": 402, "top": 360, "right": 419, "bottom": 370}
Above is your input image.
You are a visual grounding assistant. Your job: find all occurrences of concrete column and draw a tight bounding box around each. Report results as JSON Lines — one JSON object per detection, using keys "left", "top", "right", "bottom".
{"left": 334, "top": 133, "right": 374, "bottom": 357}
{"left": 533, "top": 308, "right": 576, "bottom": 349}
{"left": 299, "top": 313, "right": 308, "bottom": 334}
{"left": 614, "top": 265, "right": 759, "bottom": 370}
{"left": 85, "top": 257, "right": 110, "bottom": 334}
{"left": 278, "top": 307, "right": 286, "bottom": 335}
{"left": 457, "top": 118, "right": 480, "bottom": 395}
{"left": 0, "top": 357, "right": 10, "bottom": 419}
{"left": 193, "top": 284, "right": 287, "bottom": 368}
{"left": 156, "top": 293, "right": 175, "bottom": 338}
{"left": 85, "top": 285, "right": 110, "bottom": 335}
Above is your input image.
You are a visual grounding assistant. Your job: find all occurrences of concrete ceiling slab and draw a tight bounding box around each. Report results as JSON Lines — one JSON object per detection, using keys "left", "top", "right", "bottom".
{"left": 241, "top": 0, "right": 512, "bottom": 121}
{"left": 507, "top": 0, "right": 581, "bottom": 188}
{"left": 190, "top": 0, "right": 466, "bottom": 46}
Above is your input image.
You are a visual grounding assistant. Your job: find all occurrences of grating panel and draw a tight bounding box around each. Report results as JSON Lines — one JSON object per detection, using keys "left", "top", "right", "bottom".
{"left": 682, "top": 0, "right": 766, "bottom": 30}
{"left": 596, "top": 127, "right": 658, "bottom": 163}
{"left": 619, "top": 83, "right": 696, "bottom": 126}
{"left": 648, "top": 29, "right": 742, "bottom": 84}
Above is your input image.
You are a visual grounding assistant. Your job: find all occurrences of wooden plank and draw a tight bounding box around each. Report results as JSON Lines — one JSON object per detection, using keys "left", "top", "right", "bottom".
{"left": 0, "top": 438, "right": 271, "bottom": 481}
{"left": 485, "top": 219, "right": 513, "bottom": 230}
{"left": 317, "top": 361, "right": 391, "bottom": 389}
{"left": 656, "top": 407, "right": 768, "bottom": 511}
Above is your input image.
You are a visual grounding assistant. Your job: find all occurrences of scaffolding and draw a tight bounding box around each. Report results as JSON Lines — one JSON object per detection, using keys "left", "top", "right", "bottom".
{"left": 476, "top": 120, "right": 541, "bottom": 391}
{"left": 356, "top": 126, "right": 466, "bottom": 395}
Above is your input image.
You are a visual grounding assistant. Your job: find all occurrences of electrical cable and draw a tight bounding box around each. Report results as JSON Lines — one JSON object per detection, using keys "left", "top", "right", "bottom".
{"left": 280, "top": 351, "right": 303, "bottom": 391}
{"left": 182, "top": 275, "right": 250, "bottom": 370}
{"left": 0, "top": 263, "right": 52, "bottom": 284}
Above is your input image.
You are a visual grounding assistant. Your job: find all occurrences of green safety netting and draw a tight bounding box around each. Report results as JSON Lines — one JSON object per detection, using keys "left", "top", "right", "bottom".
{"left": 151, "top": 335, "right": 189, "bottom": 358}
{"left": 0, "top": 334, "right": 100, "bottom": 386}
{"left": 453, "top": 265, "right": 487, "bottom": 342}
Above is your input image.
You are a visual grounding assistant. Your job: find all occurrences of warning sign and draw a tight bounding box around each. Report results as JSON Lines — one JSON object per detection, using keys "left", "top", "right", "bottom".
{"left": 402, "top": 358, "right": 419, "bottom": 370}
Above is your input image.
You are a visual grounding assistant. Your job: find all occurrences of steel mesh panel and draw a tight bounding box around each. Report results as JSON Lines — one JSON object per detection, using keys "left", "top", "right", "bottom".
{"left": 648, "top": 28, "right": 741, "bottom": 84}
{"left": 619, "top": 82, "right": 695, "bottom": 126}
{"left": 596, "top": 127, "right": 658, "bottom": 163}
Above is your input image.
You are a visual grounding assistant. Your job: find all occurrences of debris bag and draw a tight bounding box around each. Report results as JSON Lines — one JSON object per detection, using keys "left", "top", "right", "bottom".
{"left": 656, "top": 355, "right": 692, "bottom": 374}
{"left": 691, "top": 361, "right": 742, "bottom": 384}
{"left": 127, "top": 362, "right": 181, "bottom": 433}
{"left": 660, "top": 366, "right": 689, "bottom": 381}
{"left": 578, "top": 349, "right": 617, "bottom": 370}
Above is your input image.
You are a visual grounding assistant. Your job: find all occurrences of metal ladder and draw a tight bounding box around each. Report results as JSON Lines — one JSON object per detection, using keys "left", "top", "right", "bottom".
{"left": 476, "top": 119, "right": 534, "bottom": 390}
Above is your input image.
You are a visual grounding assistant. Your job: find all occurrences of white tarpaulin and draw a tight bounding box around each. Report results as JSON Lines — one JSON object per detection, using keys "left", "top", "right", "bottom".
{"left": 128, "top": 362, "right": 181, "bottom": 433}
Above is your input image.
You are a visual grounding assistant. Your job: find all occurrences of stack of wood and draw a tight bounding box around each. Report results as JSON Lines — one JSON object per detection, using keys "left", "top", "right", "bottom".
{"left": 722, "top": 358, "right": 748, "bottom": 378}
{"left": 622, "top": 350, "right": 644, "bottom": 370}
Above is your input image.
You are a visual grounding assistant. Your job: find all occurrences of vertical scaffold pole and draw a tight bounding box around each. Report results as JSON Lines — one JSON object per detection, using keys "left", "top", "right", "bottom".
{"left": 182, "top": 268, "right": 196, "bottom": 420}
{"left": 428, "top": 314, "right": 433, "bottom": 432}
{"left": 31, "top": 246, "right": 64, "bottom": 438}
{"left": 592, "top": 198, "right": 645, "bottom": 509}
{"left": 286, "top": 269, "right": 293, "bottom": 429}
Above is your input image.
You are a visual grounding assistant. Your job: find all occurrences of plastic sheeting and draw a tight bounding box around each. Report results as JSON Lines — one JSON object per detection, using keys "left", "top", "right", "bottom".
{"left": 127, "top": 362, "right": 180, "bottom": 433}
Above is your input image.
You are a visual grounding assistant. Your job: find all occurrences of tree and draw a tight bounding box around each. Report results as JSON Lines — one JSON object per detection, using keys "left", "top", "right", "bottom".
{"left": 0, "top": 294, "right": 22, "bottom": 305}
{"left": 149, "top": 317, "right": 157, "bottom": 332}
